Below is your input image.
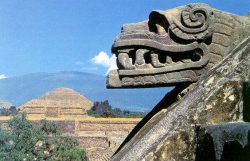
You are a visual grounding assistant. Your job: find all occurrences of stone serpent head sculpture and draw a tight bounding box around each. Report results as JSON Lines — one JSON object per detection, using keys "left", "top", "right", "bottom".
{"left": 107, "top": 3, "right": 250, "bottom": 89}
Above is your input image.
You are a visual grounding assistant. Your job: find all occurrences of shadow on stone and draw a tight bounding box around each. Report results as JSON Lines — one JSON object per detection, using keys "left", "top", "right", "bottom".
{"left": 237, "top": 131, "right": 250, "bottom": 161}
{"left": 221, "top": 140, "right": 243, "bottom": 161}
{"left": 243, "top": 82, "right": 250, "bottom": 122}
{"left": 221, "top": 132, "right": 250, "bottom": 161}
{"left": 195, "top": 128, "right": 216, "bottom": 161}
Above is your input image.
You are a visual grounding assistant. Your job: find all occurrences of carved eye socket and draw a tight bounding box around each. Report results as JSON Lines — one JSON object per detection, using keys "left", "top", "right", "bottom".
{"left": 149, "top": 11, "right": 169, "bottom": 35}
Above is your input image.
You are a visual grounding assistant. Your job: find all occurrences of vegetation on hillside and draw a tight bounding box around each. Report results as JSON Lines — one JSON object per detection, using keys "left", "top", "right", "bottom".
{"left": 87, "top": 100, "right": 147, "bottom": 118}
{"left": 0, "top": 113, "right": 88, "bottom": 161}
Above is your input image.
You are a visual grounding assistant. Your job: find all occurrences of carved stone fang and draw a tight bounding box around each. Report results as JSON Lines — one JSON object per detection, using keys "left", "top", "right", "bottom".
{"left": 118, "top": 57, "right": 208, "bottom": 76}
{"left": 151, "top": 53, "right": 165, "bottom": 67}
{"left": 117, "top": 53, "right": 135, "bottom": 69}
{"left": 166, "top": 56, "right": 173, "bottom": 64}
{"left": 115, "top": 43, "right": 208, "bottom": 76}
{"left": 135, "top": 49, "right": 148, "bottom": 65}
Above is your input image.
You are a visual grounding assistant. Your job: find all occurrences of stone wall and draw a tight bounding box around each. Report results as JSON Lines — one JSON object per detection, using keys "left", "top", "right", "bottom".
{"left": 0, "top": 117, "right": 140, "bottom": 161}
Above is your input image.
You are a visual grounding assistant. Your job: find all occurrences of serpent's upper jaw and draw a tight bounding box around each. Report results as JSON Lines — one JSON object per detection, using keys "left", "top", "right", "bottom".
{"left": 107, "top": 3, "right": 244, "bottom": 88}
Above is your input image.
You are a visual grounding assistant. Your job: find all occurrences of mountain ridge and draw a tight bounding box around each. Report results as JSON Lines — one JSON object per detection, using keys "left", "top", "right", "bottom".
{"left": 0, "top": 71, "right": 170, "bottom": 112}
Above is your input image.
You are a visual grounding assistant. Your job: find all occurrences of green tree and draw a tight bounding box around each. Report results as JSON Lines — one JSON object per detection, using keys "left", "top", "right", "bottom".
{"left": 0, "top": 113, "right": 88, "bottom": 161}
{"left": 88, "top": 100, "right": 147, "bottom": 118}
{"left": 88, "top": 100, "right": 114, "bottom": 117}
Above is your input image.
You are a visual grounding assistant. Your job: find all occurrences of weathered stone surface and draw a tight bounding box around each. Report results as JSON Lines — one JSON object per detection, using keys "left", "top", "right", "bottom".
{"left": 108, "top": 3, "right": 250, "bottom": 161}
{"left": 19, "top": 88, "right": 93, "bottom": 118}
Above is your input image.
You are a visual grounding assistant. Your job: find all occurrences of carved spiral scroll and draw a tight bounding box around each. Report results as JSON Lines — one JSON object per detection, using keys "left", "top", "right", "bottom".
{"left": 170, "top": 7, "right": 213, "bottom": 40}
{"left": 182, "top": 8, "right": 208, "bottom": 31}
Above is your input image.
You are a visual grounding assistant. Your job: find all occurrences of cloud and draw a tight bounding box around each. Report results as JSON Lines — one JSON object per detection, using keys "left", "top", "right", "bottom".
{"left": 105, "top": 54, "right": 118, "bottom": 75}
{"left": 0, "top": 74, "right": 7, "bottom": 79}
{"left": 91, "top": 51, "right": 111, "bottom": 67}
{"left": 91, "top": 51, "right": 117, "bottom": 75}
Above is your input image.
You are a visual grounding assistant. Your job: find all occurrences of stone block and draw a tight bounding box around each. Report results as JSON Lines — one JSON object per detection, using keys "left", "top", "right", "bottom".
{"left": 196, "top": 123, "right": 250, "bottom": 161}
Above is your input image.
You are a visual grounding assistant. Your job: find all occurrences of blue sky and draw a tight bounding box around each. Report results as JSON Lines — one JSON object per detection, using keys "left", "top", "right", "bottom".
{"left": 0, "top": 0, "right": 249, "bottom": 78}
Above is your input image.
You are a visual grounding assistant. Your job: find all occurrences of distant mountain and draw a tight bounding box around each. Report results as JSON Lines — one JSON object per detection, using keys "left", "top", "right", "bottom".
{"left": 0, "top": 100, "right": 12, "bottom": 109}
{"left": 0, "top": 71, "right": 171, "bottom": 112}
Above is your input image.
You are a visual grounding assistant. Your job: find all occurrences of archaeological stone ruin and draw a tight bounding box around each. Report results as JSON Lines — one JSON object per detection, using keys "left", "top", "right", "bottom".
{"left": 107, "top": 3, "right": 250, "bottom": 161}
{"left": 16, "top": 88, "right": 141, "bottom": 160}
{"left": 19, "top": 88, "right": 93, "bottom": 118}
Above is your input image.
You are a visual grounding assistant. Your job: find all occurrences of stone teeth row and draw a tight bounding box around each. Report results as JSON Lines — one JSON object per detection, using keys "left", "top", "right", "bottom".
{"left": 117, "top": 49, "right": 177, "bottom": 70}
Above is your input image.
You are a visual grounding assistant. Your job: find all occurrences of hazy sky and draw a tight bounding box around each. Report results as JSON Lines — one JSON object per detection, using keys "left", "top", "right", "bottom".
{"left": 0, "top": 0, "right": 249, "bottom": 78}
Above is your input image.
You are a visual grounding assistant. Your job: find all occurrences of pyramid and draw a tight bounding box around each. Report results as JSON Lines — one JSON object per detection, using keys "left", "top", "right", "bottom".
{"left": 19, "top": 88, "right": 93, "bottom": 118}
